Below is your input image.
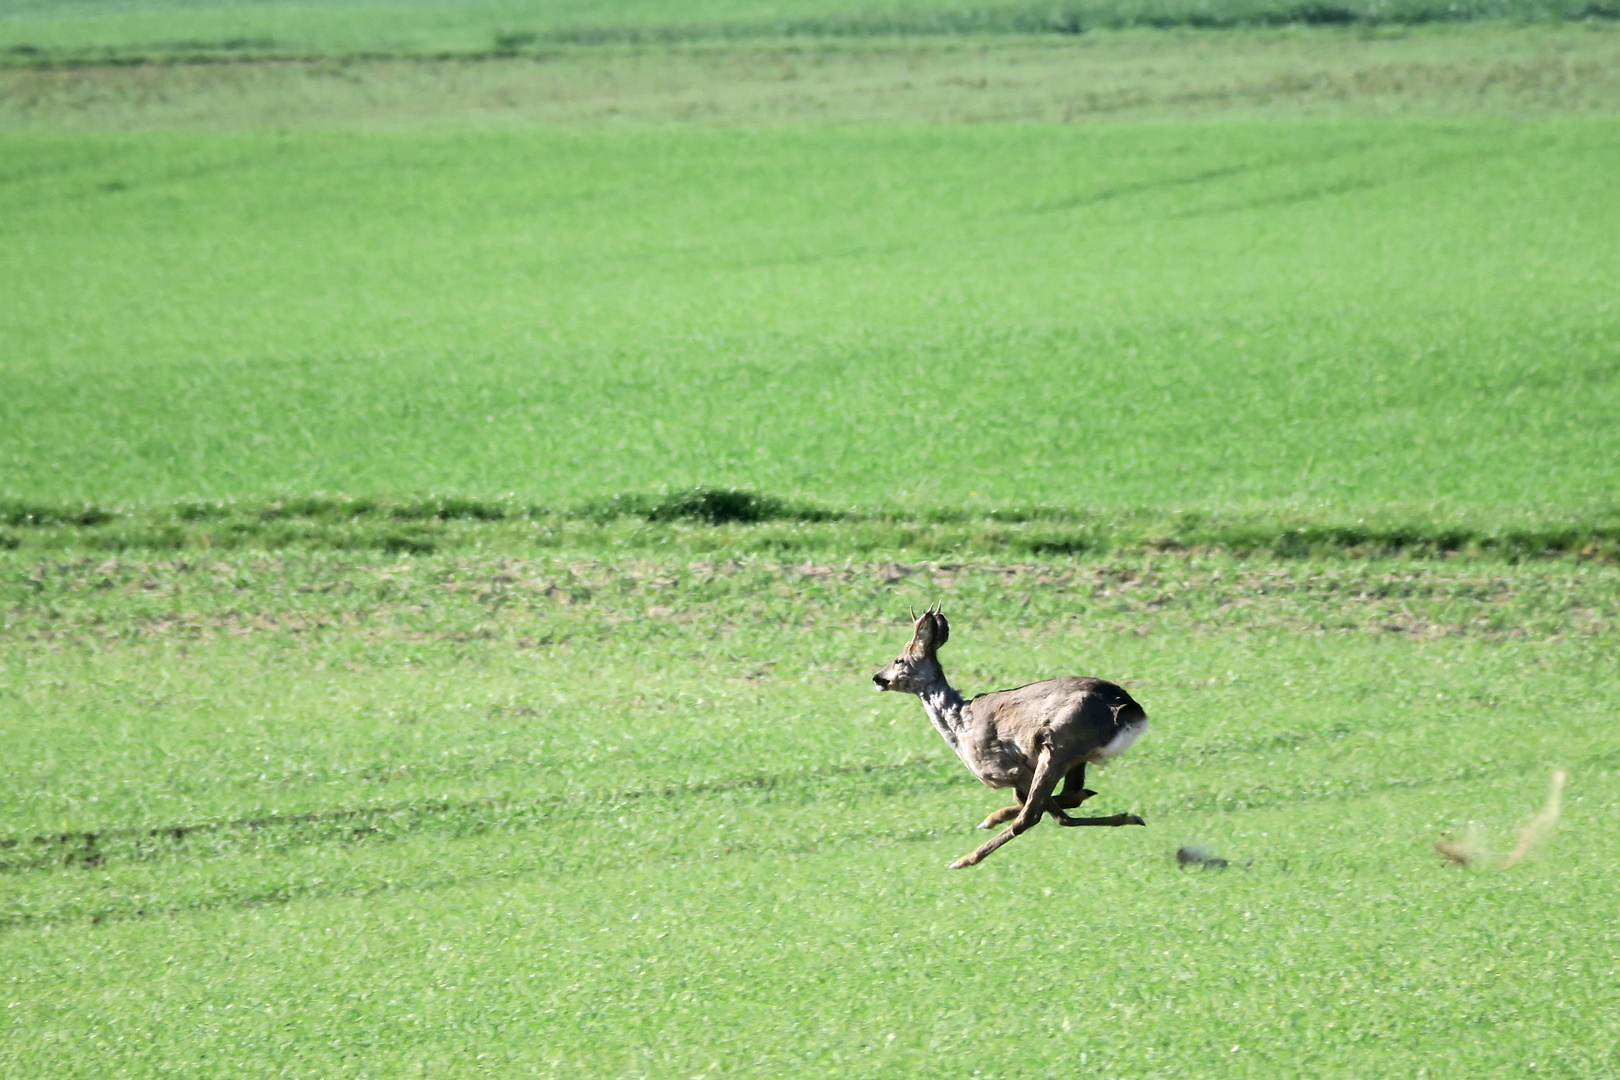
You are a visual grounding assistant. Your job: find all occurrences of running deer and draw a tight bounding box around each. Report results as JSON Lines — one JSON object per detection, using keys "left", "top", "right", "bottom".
{"left": 872, "top": 606, "right": 1147, "bottom": 868}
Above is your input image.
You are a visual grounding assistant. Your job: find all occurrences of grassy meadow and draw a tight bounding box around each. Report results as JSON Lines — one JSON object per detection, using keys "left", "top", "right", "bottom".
{"left": 4, "top": 119, "right": 1618, "bottom": 517}
{"left": 3, "top": 1, "right": 1619, "bottom": 1077}
{"left": 4, "top": 555, "right": 1619, "bottom": 1078}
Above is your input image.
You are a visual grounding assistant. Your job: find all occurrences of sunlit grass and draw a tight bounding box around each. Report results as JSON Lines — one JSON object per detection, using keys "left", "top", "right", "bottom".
{"left": 2, "top": 550, "right": 1616, "bottom": 1076}
{"left": 3, "top": 6, "right": 1618, "bottom": 1073}
{"left": 3, "top": 121, "right": 1618, "bottom": 520}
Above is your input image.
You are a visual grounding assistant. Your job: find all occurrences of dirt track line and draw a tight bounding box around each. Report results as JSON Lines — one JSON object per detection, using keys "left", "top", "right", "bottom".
{"left": 0, "top": 755, "right": 949, "bottom": 869}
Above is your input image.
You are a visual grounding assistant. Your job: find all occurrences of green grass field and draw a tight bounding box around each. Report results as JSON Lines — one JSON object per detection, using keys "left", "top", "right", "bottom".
{"left": 3, "top": 554, "right": 1618, "bottom": 1077}
{"left": 4, "top": 119, "right": 1618, "bottom": 518}
{"left": 3, "top": 3, "right": 1619, "bottom": 1077}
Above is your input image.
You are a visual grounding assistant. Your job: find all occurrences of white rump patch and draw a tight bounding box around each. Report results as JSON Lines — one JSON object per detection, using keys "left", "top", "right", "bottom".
{"left": 1087, "top": 716, "right": 1148, "bottom": 763}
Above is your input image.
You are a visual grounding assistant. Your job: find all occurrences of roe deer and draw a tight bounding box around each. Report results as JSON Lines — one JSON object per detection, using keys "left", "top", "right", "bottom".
{"left": 872, "top": 605, "right": 1146, "bottom": 868}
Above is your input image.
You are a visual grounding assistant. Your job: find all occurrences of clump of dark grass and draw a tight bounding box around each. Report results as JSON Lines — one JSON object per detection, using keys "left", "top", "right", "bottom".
{"left": 582, "top": 487, "right": 842, "bottom": 526}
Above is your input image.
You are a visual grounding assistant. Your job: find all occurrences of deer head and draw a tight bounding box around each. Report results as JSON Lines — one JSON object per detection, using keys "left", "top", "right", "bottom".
{"left": 872, "top": 605, "right": 950, "bottom": 694}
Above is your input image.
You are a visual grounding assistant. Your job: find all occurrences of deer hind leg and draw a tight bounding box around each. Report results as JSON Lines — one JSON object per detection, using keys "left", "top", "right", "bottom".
{"left": 950, "top": 751, "right": 1064, "bottom": 869}
{"left": 1050, "top": 761, "right": 1096, "bottom": 819}
{"left": 1055, "top": 761, "right": 1095, "bottom": 807}
{"left": 1042, "top": 760, "right": 1143, "bottom": 826}
{"left": 1048, "top": 808, "right": 1146, "bottom": 827}
{"left": 975, "top": 763, "right": 1094, "bottom": 828}
{"left": 972, "top": 759, "right": 1113, "bottom": 832}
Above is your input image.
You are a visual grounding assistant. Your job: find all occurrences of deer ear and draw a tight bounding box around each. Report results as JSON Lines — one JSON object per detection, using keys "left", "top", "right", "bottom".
{"left": 911, "top": 609, "right": 938, "bottom": 652}
{"left": 912, "top": 606, "right": 948, "bottom": 653}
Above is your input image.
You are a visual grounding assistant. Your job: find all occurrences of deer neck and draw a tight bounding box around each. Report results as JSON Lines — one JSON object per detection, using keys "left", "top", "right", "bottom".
{"left": 916, "top": 675, "right": 968, "bottom": 750}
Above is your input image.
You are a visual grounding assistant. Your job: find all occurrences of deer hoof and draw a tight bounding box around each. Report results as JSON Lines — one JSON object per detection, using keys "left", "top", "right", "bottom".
{"left": 948, "top": 857, "right": 971, "bottom": 870}
{"left": 1128, "top": 814, "right": 1146, "bottom": 826}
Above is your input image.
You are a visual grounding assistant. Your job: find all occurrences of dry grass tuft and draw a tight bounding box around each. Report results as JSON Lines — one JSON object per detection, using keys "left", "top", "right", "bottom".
{"left": 1435, "top": 769, "right": 1566, "bottom": 868}
{"left": 1504, "top": 768, "right": 1566, "bottom": 867}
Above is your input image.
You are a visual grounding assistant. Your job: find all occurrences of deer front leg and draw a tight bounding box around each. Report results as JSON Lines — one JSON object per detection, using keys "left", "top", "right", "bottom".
{"left": 976, "top": 784, "right": 1028, "bottom": 830}
{"left": 977, "top": 804, "right": 1021, "bottom": 830}
{"left": 950, "top": 751, "right": 1064, "bottom": 869}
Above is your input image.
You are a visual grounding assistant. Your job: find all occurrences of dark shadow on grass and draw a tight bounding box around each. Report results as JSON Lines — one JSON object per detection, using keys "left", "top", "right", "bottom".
{"left": 1030, "top": 164, "right": 1256, "bottom": 214}
{"left": 0, "top": 755, "right": 950, "bottom": 878}
{"left": 4, "top": 0, "right": 1617, "bottom": 70}
{"left": 0, "top": 756, "right": 959, "bottom": 930}
{"left": 1, "top": 493, "right": 1617, "bottom": 561}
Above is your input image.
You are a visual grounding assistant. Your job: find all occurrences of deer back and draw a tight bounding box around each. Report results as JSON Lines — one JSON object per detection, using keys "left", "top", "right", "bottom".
{"left": 969, "top": 676, "right": 1144, "bottom": 761}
